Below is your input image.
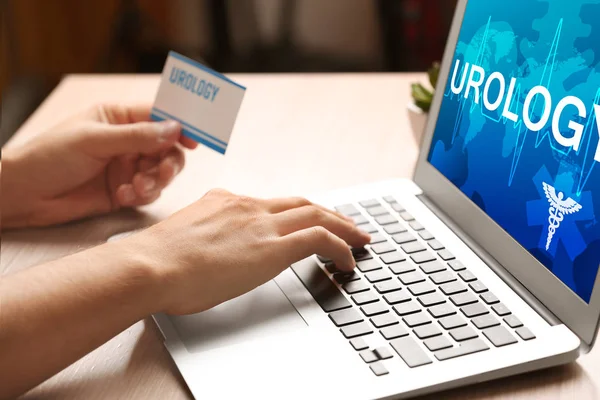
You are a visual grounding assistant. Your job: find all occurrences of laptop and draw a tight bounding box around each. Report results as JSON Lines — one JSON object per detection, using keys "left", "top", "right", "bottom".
{"left": 147, "top": 0, "right": 600, "bottom": 398}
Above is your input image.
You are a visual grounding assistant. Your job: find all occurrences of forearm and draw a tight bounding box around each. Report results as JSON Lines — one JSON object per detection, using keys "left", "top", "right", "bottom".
{"left": 0, "top": 240, "right": 163, "bottom": 399}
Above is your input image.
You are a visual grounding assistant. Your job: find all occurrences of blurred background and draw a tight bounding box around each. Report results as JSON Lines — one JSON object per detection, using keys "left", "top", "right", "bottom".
{"left": 0, "top": 0, "right": 457, "bottom": 146}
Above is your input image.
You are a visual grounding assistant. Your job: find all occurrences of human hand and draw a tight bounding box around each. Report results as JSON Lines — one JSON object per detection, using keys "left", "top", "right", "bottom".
{"left": 119, "top": 189, "right": 371, "bottom": 315}
{"left": 2, "top": 104, "right": 198, "bottom": 228}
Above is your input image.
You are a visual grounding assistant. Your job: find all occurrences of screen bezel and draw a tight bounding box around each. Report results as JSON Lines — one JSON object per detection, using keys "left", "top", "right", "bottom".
{"left": 413, "top": 0, "right": 600, "bottom": 347}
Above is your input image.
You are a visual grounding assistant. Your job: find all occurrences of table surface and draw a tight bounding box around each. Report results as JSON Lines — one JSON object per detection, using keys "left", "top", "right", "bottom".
{"left": 2, "top": 73, "right": 598, "bottom": 400}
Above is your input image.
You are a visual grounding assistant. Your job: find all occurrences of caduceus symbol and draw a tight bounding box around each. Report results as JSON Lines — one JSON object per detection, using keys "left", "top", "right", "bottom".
{"left": 542, "top": 182, "right": 582, "bottom": 251}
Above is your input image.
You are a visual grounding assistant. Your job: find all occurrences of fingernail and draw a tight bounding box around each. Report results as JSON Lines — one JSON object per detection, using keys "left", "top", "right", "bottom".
{"left": 158, "top": 120, "right": 180, "bottom": 142}
{"left": 141, "top": 175, "right": 156, "bottom": 192}
{"left": 122, "top": 186, "right": 136, "bottom": 204}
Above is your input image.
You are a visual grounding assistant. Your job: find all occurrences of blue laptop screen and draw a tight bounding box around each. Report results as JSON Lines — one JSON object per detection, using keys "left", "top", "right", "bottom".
{"left": 428, "top": 0, "right": 600, "bottom": 302}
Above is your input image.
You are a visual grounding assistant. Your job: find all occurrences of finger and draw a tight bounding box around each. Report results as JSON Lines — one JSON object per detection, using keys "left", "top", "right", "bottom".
{"left": 273, "top": 206, "right": 370, "bottom": 248}
{"left": 279, "top": 227, "right": 355, "bottom": 271}
{"left": 97, "top": 103, "right": 153, "bottom": 124}
{"left": 131, "top": 149, "right": 184, "bottom": 197}
{"left": 179, "top": 135, "right": 199, "bottom": 150}
{"left": 138, "top": 156, "right": 160, "bottom": 173}
{"left": 88, "top": 119, "right": 182, "bottom": 157}
{"left": 115, "top": 183, "right": 162, "bottom": 207}
{"left": 263, "top": 197, "right": 354, "bottom": 223}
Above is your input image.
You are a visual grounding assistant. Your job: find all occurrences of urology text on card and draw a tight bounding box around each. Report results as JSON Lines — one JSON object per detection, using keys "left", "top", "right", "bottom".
{"left": 151, "top": 51, "right": 246, "bottom": 154}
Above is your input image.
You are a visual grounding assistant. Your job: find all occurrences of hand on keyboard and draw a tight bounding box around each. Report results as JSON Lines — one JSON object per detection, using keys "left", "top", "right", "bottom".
{"left": 123, "top": 189, "right": 371, "bottom": 315}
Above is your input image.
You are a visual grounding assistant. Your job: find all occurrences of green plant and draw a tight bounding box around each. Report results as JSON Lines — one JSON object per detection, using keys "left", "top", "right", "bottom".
{"left": 411, "top": 61, "right": 440, "bottom": 113}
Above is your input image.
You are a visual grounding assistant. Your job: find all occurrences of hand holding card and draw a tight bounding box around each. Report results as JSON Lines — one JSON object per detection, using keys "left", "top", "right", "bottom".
{"left": 151, "top": 51, "right": 246, "bottom": 154}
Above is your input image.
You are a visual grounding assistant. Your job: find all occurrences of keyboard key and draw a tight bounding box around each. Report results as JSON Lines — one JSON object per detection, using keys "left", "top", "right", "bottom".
{"left": 469, "top": 281, "right": 488, "bottom": 293}
{"left": 374, "top": 279, "right": 403, "bottom": 294}
{"left": 383, "top": 195, "right": 396, "bottom": 203}
{"left": 401, "top": 242, "right": 427, "bottom": 254}
{"left": 371, "top": 242, "right": 396, "bottom": 254}
{"left": 492, "top": 303, "right": 511, "bottom": 316}
{"left": 384, "top": 223, "right": 407, "bottom": 235}
{"left": 428, "top": 240, "right": 445, "bottom": 251}
{"left": 317, "top": 254, "right": 332, "bottom": 263}
{"left": 472, "top": 314, "right": 500, "bottom": 329}
{"left": 483, "top": 326, "right": 518, "bottom": 347}
{"left": 419, "top": 260, "right": 446, "bottom": 274}
{"left": 359, "top": 199, "right": 380, "bottom": 208}
{"left": 403, "top": 312, "right": 432, "bottom": 327}
{"left": 370, "top": 362, "right": 389, "bottom": 376}
{"left": 438, "top": 249, "right": 455, "bottom": 261}
{"left": 430, "top": 270, "right": 457, "bottom": 285}
{"left": 480, "top": 292, "right": 500, "bottom": 305}
{"left": 504, "top": 315, "right": 523, "bottom": 328}
{"left": 333, "top": 271, "right": 361, "bottom": 284}
{"left": 393, "top": 301, "right": 421, "bottom": 316}
{"left": 329, "top": 308, "right": 364, "bottom": 327}
{"left": 370, "top": 313, "right": 399, "bottom": 328}
{"left": 335, "top": 204, "right": 361, "bottom": 216}
{"left": 361, "top": 302, "right": 389, "bottom": 317}
{"left": 418, "top": 292, "right": 446, "bottom": 307}
{"left": 360, "top": 349, "right": 378, "bottom": 363}
{"left": 392, "top": 232, "right": 417, "bottom": 244}
{"left": 428, "top": 304, "right": 457, "bottom": 318}
{"left": 458, "top": 270, "right": 477, "bottom": 282}
{"left": 408, "top": 282, "right": 436, "bottom": 296}
{"left": 440, "top": 281, "right": 467, "bottom": 295}
{"left": 461, "top": 303, "right": 489, "bottom": 318}
{"left": 399, "top": 271, "right": 426, "bottom": 285}
{"left": 350, "top": 337, "right": 368, "bottom": 350}
{"left": 409, "top": 221, "right": 425, "bottom": 231}
{"left": 399, "top": 211, "right": 415, "bottom": 221}
{"left": 359, "top": 223, "right": 379, "bottom": 234}
{"left": 434, "top": 338, "right": 489, "bottom": 361}
{"left": 450, "top": 326, "right": 478, "bottom": 341}
{"left": 374, "top": 346, "right": 394, "bottom": 360}
{"left": 380, "top": 324, "right": 408, "bottom": 340}
{"left": 391, "top": 203, "right": 405, "bottom": 212}
{"left": 516, "top": 327, "right": 535, "bottom": 340}
{"left": 375, "top": 214, "right": 398, "bottom": 226}
{"left": 369, "top": 233, "right": 387, "bottom": 244}
{"left": 341, "top": 322, "right": 373, "bottom": 338}
{"left": 414, "top": 324, "right": 442, "bottom": 339}
{"left": 448, "top": 260, "right": 466, "bottom": 271}
{"left": 419, "top": 230, "right": 435, "bottom": 240}
{"left": 439, "top": 315, "right": 468, "bottom": 330}
{"left": 351, "top": 291, "right": 380, "bottom": 305}
{"left": 324, "top": 262, "right": 340, "bottom": 274}
{"left": 291, "top": 261, "right": 352, "bottom": 312}
{"left": 411, "top": 251, "right": 437, "bottom": 264}
{"left": 424, "top": 335, "right": 453, "bottom": 351}
{"left": 380, "top": 251, "right": 406, "bottom": 264}
{"left": 356, "top": 259, "right": 382, "bottom": 273}
{"left": 389, "top": 262, "right": 415, "bottom": 274}
{"left": 450, "top": 292, "right": 478, "bottom": 307}
{"left": 367, "top": 206, "right": 389, "bottom": 217}
{"left": 342, "top": 281, "right": 370, "bottom": 294}
{"left": 352, "top": 247, "right": 373, "bottom": 261}
{"left": 365, "top": 269, "right": 392, "bottom": 283}
{"left": 390, "top": 337, "right": 432, "bottom": 367}
{"left": 383, "top": 291, "right": 411, "bottom": 305}
{"left": 352, "top": 214, "right": 368, "bottom": 225}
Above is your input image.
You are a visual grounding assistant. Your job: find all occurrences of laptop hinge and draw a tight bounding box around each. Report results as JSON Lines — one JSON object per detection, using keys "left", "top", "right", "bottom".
{"left": 417, "top": 194, "right": 561, "bottom": 328}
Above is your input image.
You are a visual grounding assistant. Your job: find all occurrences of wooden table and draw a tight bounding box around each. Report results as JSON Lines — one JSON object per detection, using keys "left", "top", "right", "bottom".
{"left": 2, "top": 74, "right": 598, "bottom": 399}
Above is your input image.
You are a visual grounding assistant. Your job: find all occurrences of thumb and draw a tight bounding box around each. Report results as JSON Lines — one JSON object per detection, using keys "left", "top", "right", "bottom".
{"left": 87, "top": 120, "right": 182, "bottom": 157}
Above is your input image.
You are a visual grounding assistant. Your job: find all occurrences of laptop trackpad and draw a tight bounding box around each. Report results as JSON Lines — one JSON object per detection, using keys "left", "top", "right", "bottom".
{"left": 167, "top": 279, "right": 307, "bottom": 353}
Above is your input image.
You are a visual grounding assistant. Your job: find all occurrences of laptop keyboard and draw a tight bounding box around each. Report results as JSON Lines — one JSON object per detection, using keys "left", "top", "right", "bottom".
{"left": 290, "top": 196, "right": 536, "bottom": 377}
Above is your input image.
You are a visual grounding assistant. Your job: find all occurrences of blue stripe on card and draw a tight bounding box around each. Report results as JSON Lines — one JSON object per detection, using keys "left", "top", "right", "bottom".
{"left": 151, "top": 114, "right": 226, "bottom": 154}
{"left": 168, "top": 51, "right": 246, "bottom": 90}
{"left": 151, "top": 108, "right": 228, "bottom": 147}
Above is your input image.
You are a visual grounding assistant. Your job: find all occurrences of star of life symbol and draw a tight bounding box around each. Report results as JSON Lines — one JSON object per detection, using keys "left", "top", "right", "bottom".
{"left": 542, "top": 182, "right": 583, "bottom": 251}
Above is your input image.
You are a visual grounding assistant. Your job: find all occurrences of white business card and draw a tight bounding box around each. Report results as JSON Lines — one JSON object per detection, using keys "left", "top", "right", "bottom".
{"left": 151, "top": 51, "right": 246, "bottom": 154}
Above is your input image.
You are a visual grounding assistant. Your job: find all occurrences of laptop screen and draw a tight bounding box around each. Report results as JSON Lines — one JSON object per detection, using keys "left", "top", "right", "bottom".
{"left": 427, "top": 0, "right": 600, "bottom": 303}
